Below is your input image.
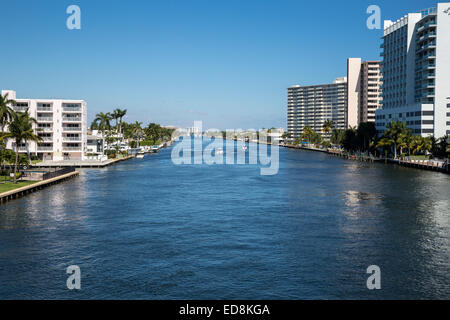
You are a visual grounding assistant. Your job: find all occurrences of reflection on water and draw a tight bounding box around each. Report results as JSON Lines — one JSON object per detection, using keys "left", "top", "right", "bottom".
{"left": 0, "top": 144, "right": 449, "bottom": 299}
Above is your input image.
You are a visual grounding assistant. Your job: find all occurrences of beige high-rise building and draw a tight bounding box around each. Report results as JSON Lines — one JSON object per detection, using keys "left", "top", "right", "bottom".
{"left": 287, "top": 77, "right": 347, "bottom": 140}
{"left": 347, "top": 58, "right": 383, "bottom": 128}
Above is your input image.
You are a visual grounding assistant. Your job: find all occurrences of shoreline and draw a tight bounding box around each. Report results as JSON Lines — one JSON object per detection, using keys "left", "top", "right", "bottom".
{"left": 283, "top": 144, "right": 449, "bottom": 174}
{"left": 0, "top": 171, "right": 79, "bottom": 204}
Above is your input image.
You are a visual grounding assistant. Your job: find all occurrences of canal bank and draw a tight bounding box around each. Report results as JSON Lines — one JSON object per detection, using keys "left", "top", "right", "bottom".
{"left": 0, "top": 170, "right": 79, "bottom": 204}
{"left": 284, "top": 144, "right": 449, "bottom": 174}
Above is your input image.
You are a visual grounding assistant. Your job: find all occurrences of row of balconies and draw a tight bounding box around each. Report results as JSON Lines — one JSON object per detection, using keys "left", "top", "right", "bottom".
{"left": 36, "top": 116, "right": 82, "bottom": 122}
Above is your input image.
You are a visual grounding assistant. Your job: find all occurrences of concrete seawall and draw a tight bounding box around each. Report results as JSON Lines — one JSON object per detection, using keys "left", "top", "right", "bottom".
{"left": 0, "top": 171, "right": 79, "bottom": 204}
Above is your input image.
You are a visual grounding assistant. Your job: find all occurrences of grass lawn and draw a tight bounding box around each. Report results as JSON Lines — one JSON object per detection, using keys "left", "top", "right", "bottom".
{"left": 0, "top": 180, "right": 37, "bottom": 194}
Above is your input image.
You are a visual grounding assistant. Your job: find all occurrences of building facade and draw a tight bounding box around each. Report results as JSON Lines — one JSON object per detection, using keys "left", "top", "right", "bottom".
{"left": 347, "top": 58, "right": 383, "bottom": 127}
{"left": 375, "top": 3, "right": 450, "bottom": 138}
{"left": 2, "top": 90, "right": 87, "bottom": 161}
{"left": 287, "top": 77, "right": 347, "bottom": 140}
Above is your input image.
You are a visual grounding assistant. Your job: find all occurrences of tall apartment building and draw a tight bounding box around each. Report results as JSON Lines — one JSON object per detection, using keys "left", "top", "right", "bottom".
{"left": 375, "top": 3, "right": 450, "bottom": 137}
{"left": 1, "top": 90, "right": 87, "bottom": 161}
{"left": 347, "top": 58, "right": 383, "bottom": 127}
{"left": 287, "top": 77, "right": 347, "bottom": 140}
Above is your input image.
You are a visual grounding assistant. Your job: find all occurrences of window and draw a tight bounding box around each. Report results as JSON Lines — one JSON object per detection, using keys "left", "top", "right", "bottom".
{"left": 422, "top": 129, "right": 434, "bottom": 134}
{"left": 422, "top": 120, "right": 434, "bottom": 125}
{"left": 422, "top": 111, "right": 434, "bottom": 116}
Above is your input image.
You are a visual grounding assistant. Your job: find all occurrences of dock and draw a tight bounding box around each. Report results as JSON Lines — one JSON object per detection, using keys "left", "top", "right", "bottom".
{"left": 393, "top": 158, "right": 449, "bottom": 174}
{"left": 0, "top": 170, "right": 79, "bottom": 204}
{"left": 32, "top": 156, "right": 134, "bottom": 168}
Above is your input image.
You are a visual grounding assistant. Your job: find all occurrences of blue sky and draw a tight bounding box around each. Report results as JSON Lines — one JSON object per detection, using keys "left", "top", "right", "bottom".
{"left": 0, "top": 0, "right": 438, "bottom": 129}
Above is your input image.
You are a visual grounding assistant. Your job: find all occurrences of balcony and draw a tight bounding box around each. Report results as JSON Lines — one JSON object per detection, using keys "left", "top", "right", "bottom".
{"left": 63, "top": 146, "right": 82, "bottom": 151}
{"left": 37, "top": 117, "right": 53, "bottom": 122}
{"left": 12, "top": 145, "right": 27, "bottom": 152}
{"left": 38, "top": 136, "right": 53, "bottom": 142}
{"left": 37, "top": 146, "right": 53, "bottom": 151}
{"left": 37, "top": 106, "right": 53, "bottom": 112}
{"left": 38, "top": 127, "right": 53, "bottom": 132}
{"left": 13, "top": 106, "right": 28, "bottom": 112}
{"left": 63, "top": 106, "right": 82, "bottom": 112}
{"left": 63, "top": 136, "right": 82, "bottom": 142}
{"left": 62, "top": 117, "right": 82, "bottom": 122}
{"left": 63, "top": 126, "right": 82, "bottom": 131}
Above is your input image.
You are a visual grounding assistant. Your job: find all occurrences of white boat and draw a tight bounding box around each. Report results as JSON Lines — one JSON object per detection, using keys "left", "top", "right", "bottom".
{"left": 136, "top": 153, "right": 145, "bottom": 159}
{"left": 242, "top": 146, "right": 248, "bottom": 151}
{"left": 216, "top": 148, "right": 224, "bottom": 155}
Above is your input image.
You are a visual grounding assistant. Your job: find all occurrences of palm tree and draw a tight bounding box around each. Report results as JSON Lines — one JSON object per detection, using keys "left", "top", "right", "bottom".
{"left": 93, "top": 112, "right": 112, "bottom": 135}
{"left": 0, "top": 92, "right": 16, "bottom": 133}
{"left": 131, "top": 121, "right": 143, "bottom": 147}
{"left": 114, "top": 108, "right": 127, "bottom": 136}
{"left": 322, "top": 120, "right": 334, "bottom": 136}
{"left": 1, "top": 112, "right": 42, "bottom": 184}
{"left": 384, "top": 121, "right": 409, "bottom": 159}
{"left": 397, "top": 132, "right": 412, "bottom": 157}
{"left": 330, "top": 128, "right": 345, "bottom": 146}
{"left": 301, "top": 126, "right": 315, "bottom": 144}
{"left": 376, "top": 137, "right": 394, "bottom": 160}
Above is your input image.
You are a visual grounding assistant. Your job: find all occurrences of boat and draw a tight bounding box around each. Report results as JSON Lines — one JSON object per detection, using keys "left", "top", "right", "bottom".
{"left": 216, "top": 148, "right": 224, "bottom": 155}
{"left": 242, "top": 146, "right": 248, "bottom": 151}
{"left": 136, "top": 152, "right": 145, "bottom": 159}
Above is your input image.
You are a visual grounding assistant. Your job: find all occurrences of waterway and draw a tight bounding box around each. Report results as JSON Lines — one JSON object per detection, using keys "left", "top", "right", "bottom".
{"left": 0, "top": 140, "right": 449, "bottom": 299}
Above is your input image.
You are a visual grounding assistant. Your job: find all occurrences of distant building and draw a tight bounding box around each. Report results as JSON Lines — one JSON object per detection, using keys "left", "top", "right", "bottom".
{"left": 287, "top": 77, "right": 347, "bottom": 140}
{"left": 347, "top": 59, "right": 383, "bottom": 127}
{"left": 375, "top": 3, "right": 450, "bottom": 137}
{"left": 1, "top": 90, "right": 87, "bottom": 161}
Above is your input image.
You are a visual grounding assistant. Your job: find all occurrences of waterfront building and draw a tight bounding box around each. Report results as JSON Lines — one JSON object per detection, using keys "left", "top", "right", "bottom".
{"left": 347, "top": 58, "right": 383, "bottom": 127}
{"left": 287, "top": 77, "right": 347, "bottom": 140}
{"left": 375, "top": 3, "right": 450, "bottom": 137}
{"left": 1, "top": 90, "right": 87, "bottom": 161}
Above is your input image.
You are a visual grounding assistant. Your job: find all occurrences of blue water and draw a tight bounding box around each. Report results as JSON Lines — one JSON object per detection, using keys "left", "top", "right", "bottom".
{"left": 0, "top": 140, "right": 449, "bottom": 299}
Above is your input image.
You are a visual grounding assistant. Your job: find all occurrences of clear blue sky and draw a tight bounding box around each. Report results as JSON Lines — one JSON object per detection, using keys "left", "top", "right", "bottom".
{"left": 0, "top": 0, "right": 437, "bottom": 129}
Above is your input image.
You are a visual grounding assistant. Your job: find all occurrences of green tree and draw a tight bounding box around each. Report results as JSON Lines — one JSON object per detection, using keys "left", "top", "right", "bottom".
{"left": 114, "top": 108, "right": 127, "bottom": 136}
{"left": 1, "top": 112, "right": 42, "bottom": 183}
{"left": 0, "top": 92, "right": 16, "bottom": 133}
{"left": 383, "top": 121, "right": 409, "bottom": 158}
{"left": 357, "top": 122, "right": 377, "bottom": 152}
{"left": 322, "top": 120, "right": 334, "bottom": 136}
{"left": 301, "top": 126, "right": 315, "bottom": 144}
{"left": 330, "top": 128, "right": 345, "bottom": 146}
{"left": 92, "top": 112, "right": 112, "bottom": 135}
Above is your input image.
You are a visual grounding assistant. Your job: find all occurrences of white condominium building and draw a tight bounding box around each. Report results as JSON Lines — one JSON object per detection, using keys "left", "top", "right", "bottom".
{"left": 1, "top": 90, "right": 87, "bottom": 161}
{"left": 287, "top": 77, "right": 347, "bottom": 140}
{"left": 375, "top": 3, "right": 450, "bottom": 137}
{"left": 347, "top": 59, "right": 383, "bottom": 127}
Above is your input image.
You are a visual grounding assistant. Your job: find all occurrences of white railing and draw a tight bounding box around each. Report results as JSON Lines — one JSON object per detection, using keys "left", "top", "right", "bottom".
{"left": 62, "top": 127, "right": 81, "bottom": 131}
{"left": 37, "top": 117, "right": 53, "bottom": 122}
{"left": 63, "top": 137, "right": 81, "bottom": 141}
{"left": 63, "top": 147, "right": 82, "bottom": 151}
{"left": 62, "top": 117, "right": 82, "bottom": 122}
{"left": 37, "top": 146, "right": 53, "bottom": 151}
{"left": 37, "top": 107, "right": 53, "bottom": 111}
{"left": 63, "top": 107, "right": 81, "bottom": 112}
{"left": 38, "top": 127, "right": 53, "bottom": 132}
